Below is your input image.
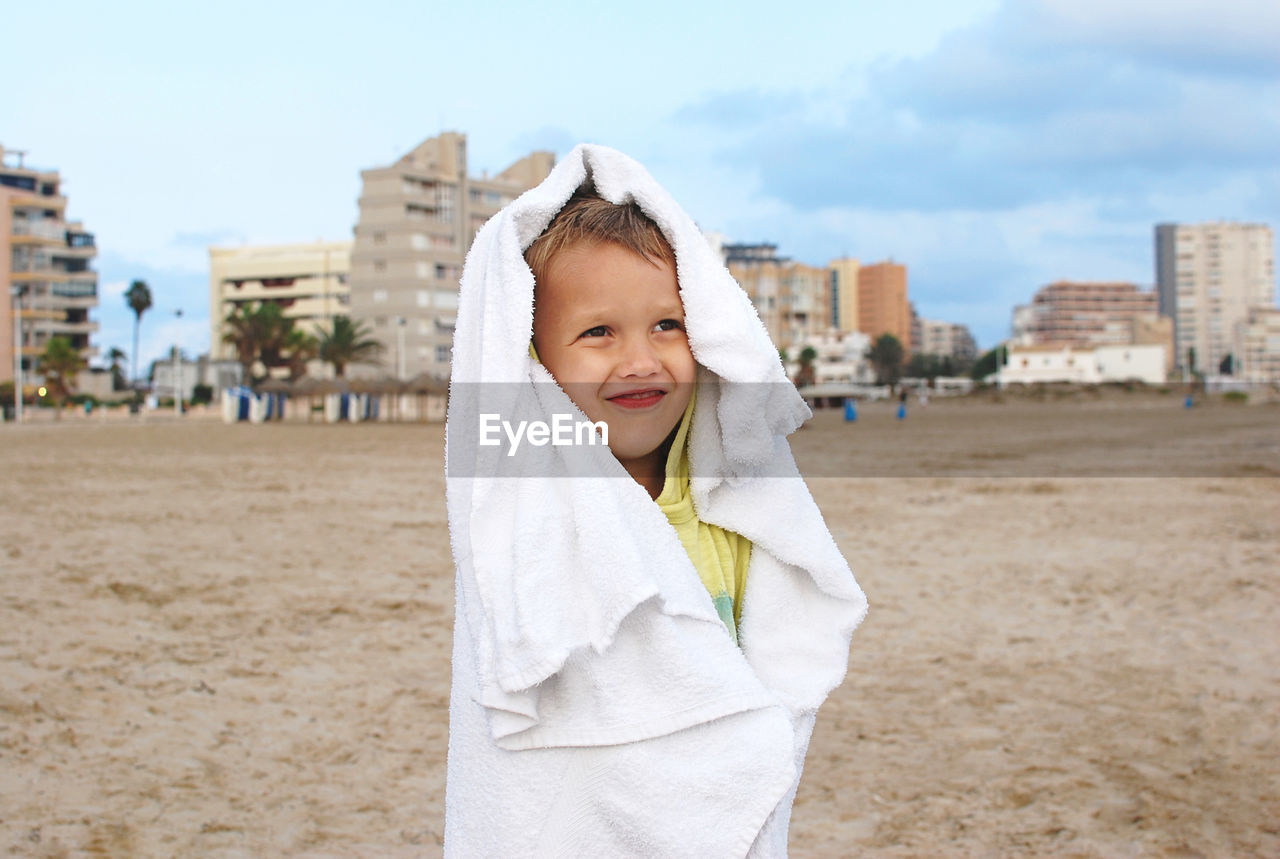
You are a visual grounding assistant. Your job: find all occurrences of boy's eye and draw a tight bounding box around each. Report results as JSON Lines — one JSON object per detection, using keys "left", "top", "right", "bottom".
{"left": 654, "top": 318, "right": 684, "bottom": 332}
{"left": 580, "top": 325, "right": 609, "bottom": 338}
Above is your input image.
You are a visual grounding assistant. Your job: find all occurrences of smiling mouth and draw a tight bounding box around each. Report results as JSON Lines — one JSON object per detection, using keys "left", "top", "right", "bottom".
{"left": 607, "top": 389, "right": 666, "bottom": 409}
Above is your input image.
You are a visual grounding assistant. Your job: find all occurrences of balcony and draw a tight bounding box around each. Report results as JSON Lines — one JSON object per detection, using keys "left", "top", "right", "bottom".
{"left": 6, "top": 190, "right": 66, "bottom": 210}
{"left": 48, "top": 319, "right": 99, "bottom": 336}
{"left": 11, "top": 219, "right": 66, "bottom": 243}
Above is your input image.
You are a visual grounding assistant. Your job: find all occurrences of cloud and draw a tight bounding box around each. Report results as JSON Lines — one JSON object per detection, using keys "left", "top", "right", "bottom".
{"left": 681, "top": 0, "right": 1280, "bottom": 214}
{"left": 507, "top": 126, "right": 580, "bottom": 162}
{"left": 1018, "top": 0, "right": 1280, "bottom": 78}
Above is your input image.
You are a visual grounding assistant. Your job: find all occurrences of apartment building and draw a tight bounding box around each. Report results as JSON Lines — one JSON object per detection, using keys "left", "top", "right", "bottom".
{"left": 1, "top": 145, "right": 98, "bottom": 386}
{"left": 1233, "top": 307, "right": 1280, "bottom": 382}
{"left": 348, "top": 133, "right": 554, "bottom": 379}
{"left": 1155, "top": 221, "right": 1275, "bottom": 375}
{"left": 827, "top": 257, "right": 860, "bottom": 334}
{"left": 915, "top": 317, "right": 979, "bottom": 362}
{"left": 209, "top": 240, "right": 352, "bottom": 362}
{"left": 1022, "top": 281, "right": 1160, "bottom": 346}
{"left": 857, "top": 261, "right": 910, "bottom": 352}
{"left": 726, "top": 243, "right": 832, "bottom": 351}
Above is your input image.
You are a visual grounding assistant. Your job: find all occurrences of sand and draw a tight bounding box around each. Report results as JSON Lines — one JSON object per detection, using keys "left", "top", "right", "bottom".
{"left": 1, "top": 396, "right": 1277, "bottom": 857}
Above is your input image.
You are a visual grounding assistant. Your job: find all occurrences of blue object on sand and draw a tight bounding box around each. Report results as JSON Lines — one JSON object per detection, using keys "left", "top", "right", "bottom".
{"left": 844, "top": 398, "right": 858, "bottom": 422}
{"left": 896, "top": 403, "right": 906, "bottom": 420}
{"left": 1184, "top": 395, "right": 1194, "bottom": 409}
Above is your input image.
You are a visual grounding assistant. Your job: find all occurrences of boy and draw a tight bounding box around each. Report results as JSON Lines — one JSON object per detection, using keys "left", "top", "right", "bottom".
{"left": 445, "top": 145, "right": 866, "bottom": 857}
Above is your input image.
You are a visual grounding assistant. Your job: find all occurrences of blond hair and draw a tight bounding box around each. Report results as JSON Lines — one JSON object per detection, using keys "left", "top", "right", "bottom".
{"left": 524, "top": 187, "right": 676, "bottom": 282}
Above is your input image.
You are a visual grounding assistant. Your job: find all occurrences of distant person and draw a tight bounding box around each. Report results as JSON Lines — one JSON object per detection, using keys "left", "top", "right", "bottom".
{"left": 444, "top": 145, "right": 867, "bottom": 855}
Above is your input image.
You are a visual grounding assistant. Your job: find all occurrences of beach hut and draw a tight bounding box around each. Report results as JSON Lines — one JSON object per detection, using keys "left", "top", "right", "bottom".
{"left": 257, "top": 377, "right": 293, "bottom": 421}
{"left": 406, "top": 373, "right": 449, "bottom": 422}
{"left": 221, "top": 386, "right": 257, "bottom": 423}
{"left": 349, "top": 377, "right": 405, "bottom": 422}
{"left": 292, "top": 378, "right": 350, "bottom": 423}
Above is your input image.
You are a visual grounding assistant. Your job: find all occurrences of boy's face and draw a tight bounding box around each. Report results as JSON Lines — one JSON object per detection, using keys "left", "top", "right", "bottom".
{"left": 532, "top": 241, "right": 696, "bottom": 482}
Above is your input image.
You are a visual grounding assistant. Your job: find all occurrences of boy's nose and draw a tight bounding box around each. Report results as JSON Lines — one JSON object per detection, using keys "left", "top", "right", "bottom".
{"left": 618, "top": 337, "right": 662, "bottom": 377}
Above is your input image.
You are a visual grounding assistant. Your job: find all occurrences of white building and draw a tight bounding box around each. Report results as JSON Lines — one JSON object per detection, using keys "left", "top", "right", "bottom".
{"left": 153, "top": 355, "right": 242, "bottom": 400}
{"left": 999, "top": 344, "right": 1167, "bottom": 386}
{"left": 210, "top": 240, "right": 352, "bottom": 362}
{"left": 1011, "top": 304, "right": 1036, "bottom": 346}
{"left": 1155, "top": 221, "right": 1275, "bottom": 375}
{"left": 787, "top": 331, "right": 873, "bottom": 384}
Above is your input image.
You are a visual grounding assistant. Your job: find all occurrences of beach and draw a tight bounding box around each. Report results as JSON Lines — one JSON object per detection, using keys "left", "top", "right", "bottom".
{"left": 1, "top": 396, "right": 1277, "bottom": 856}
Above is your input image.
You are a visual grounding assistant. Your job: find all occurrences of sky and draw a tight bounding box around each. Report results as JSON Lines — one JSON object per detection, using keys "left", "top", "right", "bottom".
{"left": 4, "top": 0, "right": 1278, "bottom": 369}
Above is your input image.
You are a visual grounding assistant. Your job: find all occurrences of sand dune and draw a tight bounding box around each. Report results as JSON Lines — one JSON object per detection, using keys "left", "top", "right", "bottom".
{"left": 1, "top": 398, "right": 1276, "bottom": 856}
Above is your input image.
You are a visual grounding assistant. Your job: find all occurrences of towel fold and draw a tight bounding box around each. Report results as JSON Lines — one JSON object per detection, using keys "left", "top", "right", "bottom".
{"left": 445, "top": 144, "right": 867, "bottom": 857}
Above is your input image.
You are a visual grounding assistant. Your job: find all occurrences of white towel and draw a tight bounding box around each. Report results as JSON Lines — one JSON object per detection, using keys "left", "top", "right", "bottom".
{"left": 445, "top": 144, "right": 867, "bottom": 857}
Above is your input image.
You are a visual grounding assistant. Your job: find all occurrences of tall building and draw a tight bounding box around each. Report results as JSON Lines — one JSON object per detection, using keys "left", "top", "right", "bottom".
{"left": 1233, "top": 307, "right": 1280, "bottom": 382}
{"left": 726, "top": 243, "right": 831, "bottom": 351}
{"left": 1155, "top": 221, "right": 1275, "bottom": 375}
{"left": 916, "top": 318, "right": 978, "bottom": 362}
{"left": 1, "top": 145, "right": 98, "bottom": 386}
{"left": 857, "top": 261, "right": 910, "bottom": 352}
{"left": 1024, "top": 281, "right": 1162, "bottom": 346}
{"left": 827, "top": 257, "right": 860, "bottom": 333}
{"left": 348, "top": 133, "right": 554, "bottom": 379}
{"left": 209, "top": 241, "right": 352, "bottom": 364}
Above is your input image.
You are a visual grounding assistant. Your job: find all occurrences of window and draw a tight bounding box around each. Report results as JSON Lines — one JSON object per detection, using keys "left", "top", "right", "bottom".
{"left": 374, "top": 232, "right": 386, "bottom": 245}
{"left": 416, "top": 262, "right": 430, "bottom": 279}
{"left": 373, "top": 259, "right": 386, "bottom": 273}
{"left": 418, "top": 319, "right": 431, "bottom": 335}
{"left": 436, "top": 345, "right": 451, "bottom": 363}
{"left": 373, "top": 289, "right": 387, "bottom": 303}
{"left": 416, "top": 290, "right": 430, "bottom": 307}
{"left": 411, "top": 233, "right": 428, "bottom": 250}
{"left": 434, "top": 291, "right": 458, "bottom": 310}
{"left": 436, "top": 184, "right": 456, "bottom": 225}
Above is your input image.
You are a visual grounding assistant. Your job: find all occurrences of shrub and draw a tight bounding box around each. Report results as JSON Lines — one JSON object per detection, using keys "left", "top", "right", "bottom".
{"left": 1223, "top": 391, "right": 1249, "bottom": 404}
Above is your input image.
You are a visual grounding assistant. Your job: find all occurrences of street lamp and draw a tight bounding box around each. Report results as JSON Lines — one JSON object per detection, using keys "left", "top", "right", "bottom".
{"left": 10, "top": 286, "right": 23, "bottom": 423}
{"left": 173, "top": 308, "right": 183, "bottom": 418}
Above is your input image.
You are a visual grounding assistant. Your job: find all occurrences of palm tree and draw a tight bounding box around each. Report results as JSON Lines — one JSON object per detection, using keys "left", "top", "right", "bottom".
{"left": 106, "top": 347, "right": 127, "bottom": 391}
{"left": 283, "top": 329, "right": 319, "bottom": 381}
{"left": 37, "top": 336, "right": 86, "bottom": 419}
{"left": 254, "top": 303, "right": 295, "bottom": 372}
{"left": 318, "top": 315, "right": 384, "bottom": 378}
{"left": 223, "top": 303, "right": 263, "bottom": 384}
{"left": 124, "top": 280, "right": 152, "bottom": 386}
{"left": 223, "top": 302, "right": 302, "bottom": 385}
